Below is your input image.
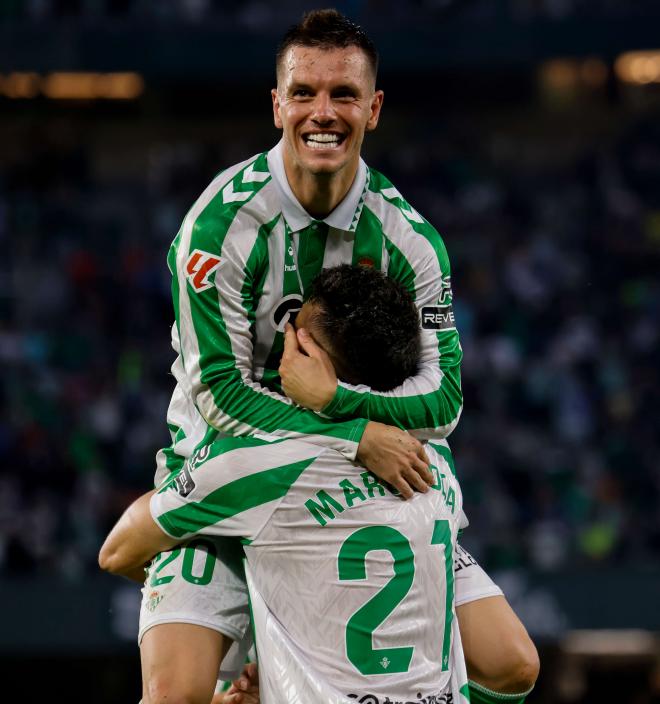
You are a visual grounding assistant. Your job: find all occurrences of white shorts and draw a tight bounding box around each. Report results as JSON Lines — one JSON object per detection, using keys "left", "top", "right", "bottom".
{"left": 138, "top": 536, "right": 250, "bottom": 647}
{"left": 454, "top": 544, "right": 503, "bottom": 606}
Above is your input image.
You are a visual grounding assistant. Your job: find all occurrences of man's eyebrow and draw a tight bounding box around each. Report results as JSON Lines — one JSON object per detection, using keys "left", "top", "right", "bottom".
{"left": 288, "top": 82, "right": 313, "bottom": 92}
{"left": 286, "top": 82, "right": 361, "bottom": 94}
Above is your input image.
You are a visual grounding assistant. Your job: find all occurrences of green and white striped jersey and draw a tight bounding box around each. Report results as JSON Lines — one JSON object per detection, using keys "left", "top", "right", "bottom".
{"left": 155, "top": 141, "right": 462, "bottom": 485}
{"left": 151, "top": 436, "right": 468, "bottom": 704}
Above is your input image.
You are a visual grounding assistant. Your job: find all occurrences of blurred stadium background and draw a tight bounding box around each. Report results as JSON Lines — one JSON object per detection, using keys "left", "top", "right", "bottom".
{"left": 1, "top": 1, "right": 659, "bottom": 701}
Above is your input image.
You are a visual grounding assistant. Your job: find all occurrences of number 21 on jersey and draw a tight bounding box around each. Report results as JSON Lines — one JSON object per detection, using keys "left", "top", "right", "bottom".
{"left": 337, "top": 520, "right": 455, "bottom": 675}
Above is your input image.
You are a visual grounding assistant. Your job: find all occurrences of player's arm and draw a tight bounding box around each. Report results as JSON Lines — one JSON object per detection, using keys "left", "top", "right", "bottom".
{"left": 99, "top": 448, "right": 263, "bottom": 580}
{"left": 283, "top": 229, "right": 462, "bottom": 438}
{"left": 98, "top": 491, "right": 177, "bottom": 581}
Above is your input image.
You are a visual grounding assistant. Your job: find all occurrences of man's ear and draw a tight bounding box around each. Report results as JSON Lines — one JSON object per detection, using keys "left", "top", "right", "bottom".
{"left": 272, "top": 88, "right": 283, "bottom": 130}
{"left": 366, "top": 90, "right": 384, "bottom": 132}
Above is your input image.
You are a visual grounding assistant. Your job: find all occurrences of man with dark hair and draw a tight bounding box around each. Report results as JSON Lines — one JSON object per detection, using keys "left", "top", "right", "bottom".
{"left": 276, "top": 8, "right": 380, "bottom": 82}
{"left": 124, "top": 7, "right": 538, "bottom": 704}
{"left": 300, "top": 264, "right": 421, "bottom": 390}
{"left": 101, "top": 266, "right": 469, "bottom": 704}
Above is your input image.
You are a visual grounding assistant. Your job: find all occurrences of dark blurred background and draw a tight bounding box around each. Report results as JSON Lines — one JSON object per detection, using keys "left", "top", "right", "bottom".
{"left": 1, "top": 1, "right": 659, "bottom": 701}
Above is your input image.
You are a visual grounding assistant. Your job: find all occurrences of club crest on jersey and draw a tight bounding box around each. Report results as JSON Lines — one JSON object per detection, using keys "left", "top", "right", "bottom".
{"left": 270, "top": 294, "right": 303, "bottom": 332}
{"left": 185, "top": 250, "right": 221, "bottom": 293}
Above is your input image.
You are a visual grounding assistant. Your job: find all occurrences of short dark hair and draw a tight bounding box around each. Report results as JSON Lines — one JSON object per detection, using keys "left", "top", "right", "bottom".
{"left": 276, "top": 8, "right": 379, "bottom": 82}
{"left": 306, "top": 265, "right": 420, "bottom": 391}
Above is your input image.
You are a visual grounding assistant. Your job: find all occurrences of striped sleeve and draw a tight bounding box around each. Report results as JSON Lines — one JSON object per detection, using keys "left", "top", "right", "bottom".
{"left": 322, "top": 173, "right": 463, "bottom": 439}
{"left": 151, "top": 437, "right": 322, "bottom": 541}
{"left": 174, "top": 154, "right": 367, "bottom": 460}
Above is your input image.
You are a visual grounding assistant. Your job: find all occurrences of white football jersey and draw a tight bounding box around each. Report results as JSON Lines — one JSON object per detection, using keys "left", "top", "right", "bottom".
{"left": 151, "top": 436, "right": 468, "bottom": 704}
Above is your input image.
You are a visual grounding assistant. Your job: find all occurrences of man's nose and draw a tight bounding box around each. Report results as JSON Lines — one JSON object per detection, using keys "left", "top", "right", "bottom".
{"left": 310, "top": 92, "right": 335, "bottom": 124}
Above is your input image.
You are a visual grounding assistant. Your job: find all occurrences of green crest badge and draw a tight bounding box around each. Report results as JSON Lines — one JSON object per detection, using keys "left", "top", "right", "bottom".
{"left": 145, "top": 590, "right": 164, "bottom": 612}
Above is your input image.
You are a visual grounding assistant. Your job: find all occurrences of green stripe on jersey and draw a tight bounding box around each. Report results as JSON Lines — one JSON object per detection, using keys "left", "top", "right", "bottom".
{"left": 168, "top": 228, "right": 183, "bottom": 351}
{"left": 183, "top": 153, "right": 271, "bottom": 261}
{"left": 383, "top": 232, "right": 417, "bottom": 300}
{"left": 160, "top": 445, "right": 186, "bottom": 479}
{"left": 156, "top": 455, "right": 317, "bottom": 538}
{"left": 298, "top": 222, "right": 329, "bottom": 293}
{"left": 428, "top": 442, "right": 456, "bottom": 477}
{"left": 241, "top": 213, "right": 278, "bottom": 338}
{"left": 261, "top": 220, "right": 327, "bottom": 376}
{"left": 324, "top": 379, "right": 460, "bottom": 431}
{"left": 352, "top": 206, "right": 384, "bottom": 269}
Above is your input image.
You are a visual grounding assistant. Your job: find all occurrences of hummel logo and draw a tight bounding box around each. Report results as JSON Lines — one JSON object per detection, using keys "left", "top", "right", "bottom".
{"left": 185, "top": 250, "right": 221, "bottom": 293}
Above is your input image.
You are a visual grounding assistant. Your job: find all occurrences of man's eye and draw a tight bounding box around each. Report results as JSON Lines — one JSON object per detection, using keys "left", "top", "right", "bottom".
{"left": 334, "top": 90, "right": 356, "bottom": 100}
{"left": 293, "top": 89, "right": 310, "bottom": 98}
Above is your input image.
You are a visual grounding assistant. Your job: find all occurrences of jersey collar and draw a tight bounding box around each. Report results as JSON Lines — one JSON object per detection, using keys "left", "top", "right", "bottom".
{"left": 267, "top": 140, "right": 368, "bottom": 233}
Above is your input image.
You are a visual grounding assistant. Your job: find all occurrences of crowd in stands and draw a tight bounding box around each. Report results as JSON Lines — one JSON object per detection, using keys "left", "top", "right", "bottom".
{"left": 0, "top": 97, "right": 657, "bottom": 580}
{"left": 2, "top": 0, "right": 660, "bottom": 25}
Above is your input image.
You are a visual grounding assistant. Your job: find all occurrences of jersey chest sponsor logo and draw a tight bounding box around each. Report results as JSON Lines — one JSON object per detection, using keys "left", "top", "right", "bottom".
{"left": 270, "top": 294, "right": 303, "bottom": 332}
{"left": 421, "top": 306, "right": 455, "bottom": 331}
{"left": 185, "top": 249, "right": 221, "bottom": 292}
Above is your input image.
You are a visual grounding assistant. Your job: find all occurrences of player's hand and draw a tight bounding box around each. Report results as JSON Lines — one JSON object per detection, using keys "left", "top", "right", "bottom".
{"left": 222, "top": 662, "right": 260, "bottom": 704}
{"left": 357, "top": 422, "right": 433, "bottom": 499}
{"left": 279, "top": 323, "right": 337, "bottom": 411}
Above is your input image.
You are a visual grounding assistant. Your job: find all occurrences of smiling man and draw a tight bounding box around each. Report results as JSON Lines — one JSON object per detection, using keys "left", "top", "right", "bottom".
{"left": 272, "top": 33, "right": 382, "bottom": 218}
{"left": 135, "top": 9, "right": 538, "bottom": 704}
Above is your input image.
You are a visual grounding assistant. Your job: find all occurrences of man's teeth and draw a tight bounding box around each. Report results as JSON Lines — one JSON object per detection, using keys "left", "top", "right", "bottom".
{"left": 305, "top": 134, "right": 341, "bottom": 149}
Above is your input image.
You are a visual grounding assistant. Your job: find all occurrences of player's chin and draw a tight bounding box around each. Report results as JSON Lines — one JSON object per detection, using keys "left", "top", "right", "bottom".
{"left": 307, "top": 159, "right": 346, "bottom": 175}
{"left": 300, "top": 148, "right": 350, "bottom": 174}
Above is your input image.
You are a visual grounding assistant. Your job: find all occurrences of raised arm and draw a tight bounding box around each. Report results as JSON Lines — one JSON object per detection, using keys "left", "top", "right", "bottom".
{"left": 282, "top": 223, "right": 462, "bottom": 438}
{"left": 326, "top": 227, "right": 463, "bottom": 438}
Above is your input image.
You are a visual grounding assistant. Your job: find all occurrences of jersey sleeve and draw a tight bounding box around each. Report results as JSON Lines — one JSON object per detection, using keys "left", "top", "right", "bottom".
{"left": 173, "top": 169, "right": 367, "bottom": 461}
{"left": 322, "top": 212, "right": 462, "bottom": 439}
{"left": 150, "top": 437, "right": 322, "bottom": 541}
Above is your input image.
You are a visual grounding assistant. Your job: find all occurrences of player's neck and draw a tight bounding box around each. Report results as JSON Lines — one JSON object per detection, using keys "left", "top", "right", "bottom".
{"left": 283, "top": 153, "right": 358, "bottom": 220}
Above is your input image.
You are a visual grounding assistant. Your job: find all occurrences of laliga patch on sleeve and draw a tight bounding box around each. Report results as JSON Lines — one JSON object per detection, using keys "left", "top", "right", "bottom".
{"left": 185, "top": 249, "right": 221, "bottom": 293}
{"left": 421, "top": 305, "right": 456, "bottom": 331}
{"left": 174, "top": 463, "right": 196, "bottom": 497}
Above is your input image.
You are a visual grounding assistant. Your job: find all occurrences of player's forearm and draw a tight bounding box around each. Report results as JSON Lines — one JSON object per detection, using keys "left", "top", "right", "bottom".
{"left": 323, "top": 361, "right": 462, "bottom": 436}
{"left": 194, "top": 368, "right": 368, "bottom": 459}
{"left": 325, "top": 380, "right": 462, "bottom": 436}
{"left": 99, "top": 491, "right": 176, "bottom": 579}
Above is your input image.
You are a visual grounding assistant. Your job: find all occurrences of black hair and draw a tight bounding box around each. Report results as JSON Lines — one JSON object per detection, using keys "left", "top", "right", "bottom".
{"left": 276, "top": 8, "right": 379, "bottom": 81}
{"left": 306, "top": 264, "right": 420, "bottom": 391}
